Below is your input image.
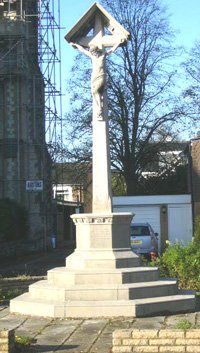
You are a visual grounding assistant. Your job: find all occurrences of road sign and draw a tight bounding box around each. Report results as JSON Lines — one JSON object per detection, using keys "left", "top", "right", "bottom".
{"left": 26, "top": 180, "right": 43, "bottom": 192}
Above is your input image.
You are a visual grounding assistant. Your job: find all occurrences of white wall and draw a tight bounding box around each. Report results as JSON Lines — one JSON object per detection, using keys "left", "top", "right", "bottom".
{"left": 113, "top": 194, "right": 192, "bottom": 206}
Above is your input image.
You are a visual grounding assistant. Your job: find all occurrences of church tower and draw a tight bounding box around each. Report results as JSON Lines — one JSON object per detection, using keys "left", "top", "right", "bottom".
{"left": 0, "top": 0, "right": 52, "bottom": 250}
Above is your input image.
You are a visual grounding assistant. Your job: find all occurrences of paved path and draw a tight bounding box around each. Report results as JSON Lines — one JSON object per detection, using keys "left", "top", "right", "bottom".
{"left": 1, "top": 305, "right": 200, "bottom": 352}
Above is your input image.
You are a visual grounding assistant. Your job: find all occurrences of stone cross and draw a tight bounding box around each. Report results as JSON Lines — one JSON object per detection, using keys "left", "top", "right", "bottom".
{"left": 65, "top": 3, "right": 130, "bottom": 214}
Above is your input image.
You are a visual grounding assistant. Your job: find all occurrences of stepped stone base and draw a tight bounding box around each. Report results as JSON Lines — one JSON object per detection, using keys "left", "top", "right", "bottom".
{"left": 10, "top": 213, "right": 196, "bottom": 318}
{"left": 10, "top": 292, "right": 195, "bottom": 318}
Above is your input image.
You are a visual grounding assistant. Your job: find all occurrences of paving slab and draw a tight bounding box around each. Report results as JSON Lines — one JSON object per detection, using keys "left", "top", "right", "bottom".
{"left": 91, "top": 318, "right": 134, "bottom": 353}
{"left": 15, "top": 316, "right": 54, "bottom": 337}
{"left": 131, "top": 315, "right": 166, "bottom": 329}
{"left": 59, "top": 319, "right": 108, "bottom": 353}
{"left": 165, "top": 313, "right": 196, "bottom": 328}
{"left": 31, "top": 319, "right": 84, "bottom": 353}
{"left": 0, "top": 312, "right": 27, "bottom": 330}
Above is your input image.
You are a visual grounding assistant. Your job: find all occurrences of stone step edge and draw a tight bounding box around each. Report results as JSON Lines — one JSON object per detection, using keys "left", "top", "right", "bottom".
{"left": 30, "top": 279, "right": 178, "bottom": 290}
{"left": 48, "top": 266, "right": 159, "bottom": 274}
{"left": 10, "top": 292, "right": 195, "bottom": 307}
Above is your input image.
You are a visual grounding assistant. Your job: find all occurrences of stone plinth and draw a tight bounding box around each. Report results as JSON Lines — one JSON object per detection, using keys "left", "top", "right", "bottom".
{"left": 72, "top": 213, "right": 133, "bottom": 248}
{"left": 65, "top": 213, "right": 140, "bottom": 270}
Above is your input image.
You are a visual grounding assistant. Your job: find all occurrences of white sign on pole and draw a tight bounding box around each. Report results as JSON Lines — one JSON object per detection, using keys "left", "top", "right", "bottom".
{"left": 26, "top": 180, "right": 43, "bottom": 192}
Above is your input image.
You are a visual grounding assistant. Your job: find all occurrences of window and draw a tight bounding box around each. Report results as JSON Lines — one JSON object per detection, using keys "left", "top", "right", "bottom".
{"left": 131, "top": 226, "right": 150, "bottom": 237}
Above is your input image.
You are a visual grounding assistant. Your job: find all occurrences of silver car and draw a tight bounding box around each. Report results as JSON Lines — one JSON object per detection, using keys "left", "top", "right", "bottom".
{"left": 130, "top": 222, "right": 158, "bottom": 259}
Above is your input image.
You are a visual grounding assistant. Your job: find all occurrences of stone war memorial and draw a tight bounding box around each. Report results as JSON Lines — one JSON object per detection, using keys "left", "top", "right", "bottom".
{"left": 10, "top": 2, "right": 195, "bottom": 318}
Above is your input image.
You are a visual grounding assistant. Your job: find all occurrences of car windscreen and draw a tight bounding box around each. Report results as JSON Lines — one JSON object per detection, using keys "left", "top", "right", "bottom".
{"left": 130, "top": 226, "right": 150, "bottom": 237}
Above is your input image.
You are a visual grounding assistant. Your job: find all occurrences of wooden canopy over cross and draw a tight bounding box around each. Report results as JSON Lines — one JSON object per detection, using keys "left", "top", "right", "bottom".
{"left": 65, "top": 2, "right": 130, "bottom": 50}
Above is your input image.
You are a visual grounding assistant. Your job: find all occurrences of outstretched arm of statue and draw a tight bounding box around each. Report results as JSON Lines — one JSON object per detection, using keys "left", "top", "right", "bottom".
{"left": 70, "top": 42, "right": 92, "bottom": 58}
{"left": 106, "top": 37, "right": 127, "bottom": 55}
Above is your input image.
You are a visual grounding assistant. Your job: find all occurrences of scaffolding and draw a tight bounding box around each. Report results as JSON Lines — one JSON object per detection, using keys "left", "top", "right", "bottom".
{"left": 38, "top": 0, "right": 63, "bottom": 159}
{"left": 0, "top": 0, "right": 63, "bottom": 157}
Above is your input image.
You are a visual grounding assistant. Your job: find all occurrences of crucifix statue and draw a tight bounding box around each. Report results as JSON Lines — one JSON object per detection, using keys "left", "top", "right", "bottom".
{"left": 70, "top": 38, "right": 124, "bottom": 120}
{"left": 65, "top": 3, "right": 130, "bottom": 213}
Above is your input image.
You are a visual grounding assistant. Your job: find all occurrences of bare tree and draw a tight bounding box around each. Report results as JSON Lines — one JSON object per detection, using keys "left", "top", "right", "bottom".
{"left": 182, "top": 41, "right": 200, "bottom": 136}
{"left": 64, "top": 0, "right": 186, "bottom": 195}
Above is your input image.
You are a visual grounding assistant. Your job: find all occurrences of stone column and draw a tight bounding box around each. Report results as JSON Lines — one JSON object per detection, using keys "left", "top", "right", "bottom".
{"left": 92, "top": 83, "right": 112, "bottom": 213}
{"left": 92, "top": 13, "right": 112, "bottom": 214}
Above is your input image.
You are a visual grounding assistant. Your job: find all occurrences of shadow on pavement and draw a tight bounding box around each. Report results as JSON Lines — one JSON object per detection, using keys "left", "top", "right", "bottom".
{"left": 16, "top": 343, "right": 79, "bottom": 353}
{"left": 0, "top": 247, "right": 74, "bottom": 277}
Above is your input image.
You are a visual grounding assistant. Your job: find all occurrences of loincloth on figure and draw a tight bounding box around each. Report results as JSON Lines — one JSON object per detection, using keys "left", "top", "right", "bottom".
{"left": 91, "top": 74, "right": 106, "bottom": 94}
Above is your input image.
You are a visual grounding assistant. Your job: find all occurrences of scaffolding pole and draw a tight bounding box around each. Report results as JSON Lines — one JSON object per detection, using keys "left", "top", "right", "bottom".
{"left": 37, "top": 0, "right": 63, "bottom": 160}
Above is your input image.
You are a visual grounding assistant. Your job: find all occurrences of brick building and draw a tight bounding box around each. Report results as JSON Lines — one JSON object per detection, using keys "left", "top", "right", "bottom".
{"left": 190, "top": 138, "right": 200, "bottom": 220}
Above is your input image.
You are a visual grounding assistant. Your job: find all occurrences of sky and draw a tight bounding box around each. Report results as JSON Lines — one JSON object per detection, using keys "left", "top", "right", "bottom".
{"left": 59, "top": 0, "right": 200, "bottom": 113}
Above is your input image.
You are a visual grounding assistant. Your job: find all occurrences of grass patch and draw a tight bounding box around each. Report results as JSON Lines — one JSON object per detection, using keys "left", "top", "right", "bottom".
{"left": 175, "top": 319, "right": 200, "bottom": 330}
{"left": 15, "top": 335, "right": 36, "bottom": 353}
{"left": 15, "top": 335, "right": 35, "bottom": 345}
{"left": 16, "top": 274, "right": 32, "bottom": 280}
{"left": 0, "top": 288, "right": 24, "bottom": 303}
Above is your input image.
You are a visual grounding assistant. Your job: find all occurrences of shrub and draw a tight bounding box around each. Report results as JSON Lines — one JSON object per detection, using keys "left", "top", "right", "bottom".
{"left": 0, "top": 198, "right": 28, "bottom": 242}
{"left": 150, "top": 240, "right": 200, "bottom": 291}
{"left": 194, "top": 216, "right": 200, "bottom": 242}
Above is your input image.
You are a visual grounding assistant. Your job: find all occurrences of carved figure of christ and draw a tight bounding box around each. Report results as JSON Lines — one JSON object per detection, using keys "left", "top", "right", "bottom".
{"left": 70, "top": 40, "right": 123, "bottom": 119}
